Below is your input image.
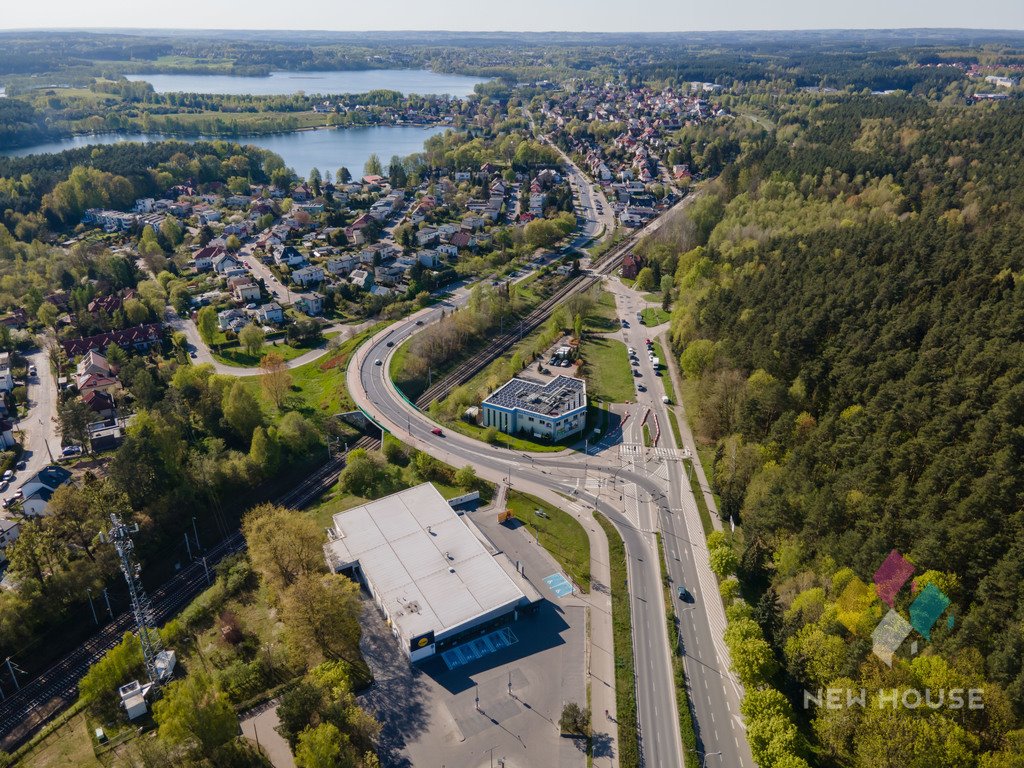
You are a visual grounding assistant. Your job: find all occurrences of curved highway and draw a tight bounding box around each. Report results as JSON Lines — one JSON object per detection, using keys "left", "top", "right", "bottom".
{"left": 347, "top": 273, "right": 754, "bottom": 767}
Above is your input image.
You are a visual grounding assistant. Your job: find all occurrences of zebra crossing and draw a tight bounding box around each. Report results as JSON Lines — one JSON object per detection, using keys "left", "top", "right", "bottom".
{"left": 618, "top": 443, "right": 689, "bottom": 460}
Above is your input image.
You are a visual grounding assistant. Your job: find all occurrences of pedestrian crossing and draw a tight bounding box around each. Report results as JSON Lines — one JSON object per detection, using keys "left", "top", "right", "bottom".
{"left": 618, "top": 443, "right": 688, "bottom": 460}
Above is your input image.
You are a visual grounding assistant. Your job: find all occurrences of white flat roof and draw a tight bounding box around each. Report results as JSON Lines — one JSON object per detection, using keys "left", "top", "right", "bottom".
{"left": 326, "top": 483, "right": 525, "bottom": 643}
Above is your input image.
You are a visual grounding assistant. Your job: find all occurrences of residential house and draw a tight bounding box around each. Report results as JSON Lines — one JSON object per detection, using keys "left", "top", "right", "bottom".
{"left": 437, "top": 243, "right": 458, "bottom": 259}
{"left": 344, "top": 213, "right": 374, "bottom": 245}
{"left": 233, "top": 282, "right": 262, "bottom": 304}
{"left": 350, "top": 269, "right": 373, "bottom": 290}
{"left": 19, "top": 465, "right": 73, "bottom": 517}
{"left": 218, "top": 309, "right": 247, "bottom": 332}
{"left": 82, "top": 390, "right": 116, "bottom": 420}
{"left": 62, "top": 325, "right": 163, "bottom": 357}
{"left": 327, "top": 255, "right": 358, "bottom": 275}
{"left": 213, "top": 253, "right": 243, "bottom": 275}
{"left": 256, "top": 303, "right": 284, "bottom": 325}
{"left": 192, "top": 245, "right": 225, "bottom": 272}
{"left": 76, "top": 350, "right": 112, "bottom": 380}
{"left": 0, "top": 419, "right": 14, "bottom": 449}
{"left": 292, "top": 266, "right": 324, "bottom": 287}
{"left": 417, "top": 250, "right": 441, "bottom": 268}
{"left": 274, "top": 245, "right": 307, "bottom": 268}
{"left": 0, "top": 517, "right": 20, "bottom": 563}
{"left": 449, "top": 231, "right": 473, "bottom": 249}
{"left": 621, "top": 253, "right": 645, "bottom": 279}
{"left": 414, "top": 227, "right": 438, "bottom": 247}
{"left": 295, "top": 294, "right": 324, "bottom": 316}
{"left": 0, "top": 353, "right": 12, "bottom": 392}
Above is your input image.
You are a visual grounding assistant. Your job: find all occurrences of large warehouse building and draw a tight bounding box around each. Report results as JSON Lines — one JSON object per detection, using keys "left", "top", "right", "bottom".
{"left": 324, "top": 483, "right": 533, "bottom": 662}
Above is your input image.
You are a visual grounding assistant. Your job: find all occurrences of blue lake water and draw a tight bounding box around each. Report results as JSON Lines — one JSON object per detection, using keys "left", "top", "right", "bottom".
{"left": 1, "top": 125, "right": 448, "bottom": 179}
{"left": 126, "top": 69, "right": 485, "bottom": 97}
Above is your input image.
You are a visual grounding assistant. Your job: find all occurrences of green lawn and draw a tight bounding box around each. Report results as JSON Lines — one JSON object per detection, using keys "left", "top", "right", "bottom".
{"left": 213, "top": 338, "right": 314, "bottom": 368}
{"left": 445, "top": 418, "right": 573, "bottom": 452}
{"left": 16, "top": 711, "right": 102, "bottom": 768}
{"left": 584, "top": 290, "right": 621, "bottom": 333}
{"left": 643, "top": 423, "right": 653, "bottom": 448}
{"left": 505, "top": 490, "right": 591, "bottom": 592}
{"left": 684, "top": 459, "right": 715, "bottom": 536}
{"left": 641, "top": 307, "right": 671, "bottom": 326}
{"left": 580, "top": 336, "right": 634, "bottom": 403}
{"left": 666, "top": 409, "right": 684, "bottom": 449}
{"left": 595, "top": 513, "right": 640, "bottom": 768}
{"left": 243, "top": 326, "right": 382, "bottom": 417}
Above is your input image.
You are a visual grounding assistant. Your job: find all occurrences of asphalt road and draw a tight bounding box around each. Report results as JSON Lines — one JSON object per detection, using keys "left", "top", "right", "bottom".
{"left": 346, "top": 263, "right": 754, "bottom": 767}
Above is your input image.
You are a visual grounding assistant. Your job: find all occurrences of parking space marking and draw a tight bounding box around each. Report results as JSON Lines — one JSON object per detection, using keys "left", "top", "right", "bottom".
{"left": 543, "top": 572, "right": 573, "bottom": 598}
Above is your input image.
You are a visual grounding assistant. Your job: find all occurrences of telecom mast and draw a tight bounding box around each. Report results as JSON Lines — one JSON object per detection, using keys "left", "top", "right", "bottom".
{"left": 101, "top": 514, "right": 163, "bottom": 686}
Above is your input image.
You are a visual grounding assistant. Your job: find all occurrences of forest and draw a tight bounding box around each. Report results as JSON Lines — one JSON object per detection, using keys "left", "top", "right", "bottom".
{"left": 645, "top": 92, "right": 1024, "bottom": 767}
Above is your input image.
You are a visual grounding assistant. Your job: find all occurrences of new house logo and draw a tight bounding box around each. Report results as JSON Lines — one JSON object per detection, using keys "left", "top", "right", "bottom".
{"left": 836, "top": 549, "right": 955, "bottom": 666}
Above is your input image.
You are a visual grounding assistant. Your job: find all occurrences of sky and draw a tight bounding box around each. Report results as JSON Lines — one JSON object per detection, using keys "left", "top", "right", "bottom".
{"left": 3, "top": 0, "right": 1023, "bottom": 32}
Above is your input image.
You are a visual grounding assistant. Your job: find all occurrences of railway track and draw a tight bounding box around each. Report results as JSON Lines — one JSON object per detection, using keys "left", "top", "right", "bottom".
{"left": 0, "top": 435, "right": 378, "bottom": 752}
{"left": 412, "top": 224, "right": 643, "bottom": 408}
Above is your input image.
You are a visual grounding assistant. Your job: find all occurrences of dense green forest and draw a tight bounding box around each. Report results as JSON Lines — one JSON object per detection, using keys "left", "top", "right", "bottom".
{"left": 647, "top": 94, "right": 1024, "bottom": 767}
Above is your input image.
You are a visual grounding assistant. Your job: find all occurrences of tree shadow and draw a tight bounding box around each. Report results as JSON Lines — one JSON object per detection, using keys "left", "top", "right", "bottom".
{"left": 356, "top": 600, "right": 429, "bottom": 768}
{"left": 591, "top": 730, "right": 615, "bottom": 760}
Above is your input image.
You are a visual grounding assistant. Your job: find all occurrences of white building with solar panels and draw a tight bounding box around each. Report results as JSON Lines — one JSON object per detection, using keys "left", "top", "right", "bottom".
{"left": 324, "top": 483, "right": 535, "bottom": 662}
{"left": 480, "top": 375, "right": 587, "bottom": 441}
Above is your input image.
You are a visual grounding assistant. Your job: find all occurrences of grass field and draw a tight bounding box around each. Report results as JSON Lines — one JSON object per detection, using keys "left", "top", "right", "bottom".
{"left": 18, "top": 712, "right": 102, "bottom": 768}
{"left": 505, "top": 490, "right": 591, "bottom": 592}
{"left": 584, "top": 290, "right": 620, "bottom": 333}
{"left": 243, "top": 326, "right": 381, "bottom": 417}
{"left": 445, "top": 418, "right": 574, "bottom": 452}
{"left": 213, "top": 337, "right": 316, "bottom": 368}
{"left": 580, "top": 336, "right": 634, "bottom": 403}
{"left": 641, "top": 307, "right": 671, "bottom": 327}
{"left": 595, "top": 513, "right": 640, "bottom": 768}
{"left": 666, "top": 409, "right": 684, "bottom": 449}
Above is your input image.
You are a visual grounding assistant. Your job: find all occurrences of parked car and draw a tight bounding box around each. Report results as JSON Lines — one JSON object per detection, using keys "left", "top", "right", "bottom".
{"left": 662, "top": 395, "right": 671, "bottom": 404}
{"left": 28, "top": 365, "right": 37, "bottom": 376}
{"left": 0, "top": 481, "right": 8, "bottom": 492}
{"left": 637, "top": 384, "right": 646, "bottom": 392}
{"left": 16, "top": 461, "right": 25, "bottom": 470}
{"left": 2, "top": 470, "right": 12, "bottom": 481}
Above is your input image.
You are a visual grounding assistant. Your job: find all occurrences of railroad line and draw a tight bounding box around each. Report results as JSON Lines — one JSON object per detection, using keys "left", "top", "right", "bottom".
{"left": 0, "top": 436, "right": 377, "bottom": 751}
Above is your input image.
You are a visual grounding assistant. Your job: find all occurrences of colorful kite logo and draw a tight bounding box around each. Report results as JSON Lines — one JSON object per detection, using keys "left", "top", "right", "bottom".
{"left": 836, "top": 549, "right": 954, "bottom": 666}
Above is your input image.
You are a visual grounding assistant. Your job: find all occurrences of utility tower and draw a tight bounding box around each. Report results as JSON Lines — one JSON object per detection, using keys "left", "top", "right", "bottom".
{"left": 101, "top": 513, "right": 163, "bottom": 686}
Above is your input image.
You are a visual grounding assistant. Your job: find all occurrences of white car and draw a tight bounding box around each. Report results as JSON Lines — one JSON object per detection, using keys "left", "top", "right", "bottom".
{"left": 662, "top": 395, "right": 671, "bottom": 404}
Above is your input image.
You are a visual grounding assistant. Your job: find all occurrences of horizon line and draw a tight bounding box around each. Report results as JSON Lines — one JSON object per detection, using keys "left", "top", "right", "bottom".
{"left": 1, "top": 25, "right": 1023, "bottom": 34}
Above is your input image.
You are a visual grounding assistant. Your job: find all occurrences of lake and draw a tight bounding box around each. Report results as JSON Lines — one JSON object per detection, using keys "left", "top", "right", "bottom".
{"left": 1, "top": 125, "right": 448, "bottom": 179}
{"left": 126, "top": 69, "right": 485, "bottom": 97}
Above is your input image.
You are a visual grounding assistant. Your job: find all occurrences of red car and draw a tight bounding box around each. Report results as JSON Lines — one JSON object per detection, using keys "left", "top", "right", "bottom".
{"left": 431, "top": 428, "right": 444, "bottom": 437}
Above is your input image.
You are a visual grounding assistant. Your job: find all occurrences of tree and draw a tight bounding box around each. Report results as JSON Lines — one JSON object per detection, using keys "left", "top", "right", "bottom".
{"left": 79, "top": 632, "right": 145, "bottom": 719}
{"left": 242, "top": 504, "right": 325, "bottom": 595}
{"left": 634, "top": 267, "right": 655, "bottom": 292}
{"left": 153, "top": 672, "right": 239, "bottom": 754}
{"left": 123, "top": 298, "right": 150, "bottom": 325}
{"left": 260, "top": 352, "right": 292, "bottom": 409}
{"left": 454, "top": 465, "right": 478, "bottom": 490}
{"left": 294, "top": 723, "right": 347, "bottom": 768}
{"left": 238, "top": 325, "right": 266, "bottom": 358}
{"left": 337, "top": 166, "right": 352, "bottom": 184}
{"left": 222, "top": 380, "right": 264, "bottom": 443}
{"left": 225, "top": 234, "right": 242, "bottom": 252}
{"left": 560, "top": 701, "right": 591, "bottom": 736}
{"left": 277, "top": 411, "right": 320, "bottom": 455}
{"left": 280, "top": 573, "right": 362, "bottom": 664}
{"left": 249, "top": 426, "right": 281, "bottom": 477}
{"left": 363, "top": 154, "right": 383, "bottom": 177}
{"left": 196, "top": 306, "right": 218, "bottom": 346}
{"left": 388, "top": 155, "right": 407, "bottom": 188}
{"left": 56, "top": 396, "right": 91, "bottom": 451}
{"left": 36, "top": 300, "right": 58, "bottom": 328}
{"left": 338, "top": 448, "right": 399, "bottom": 498}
